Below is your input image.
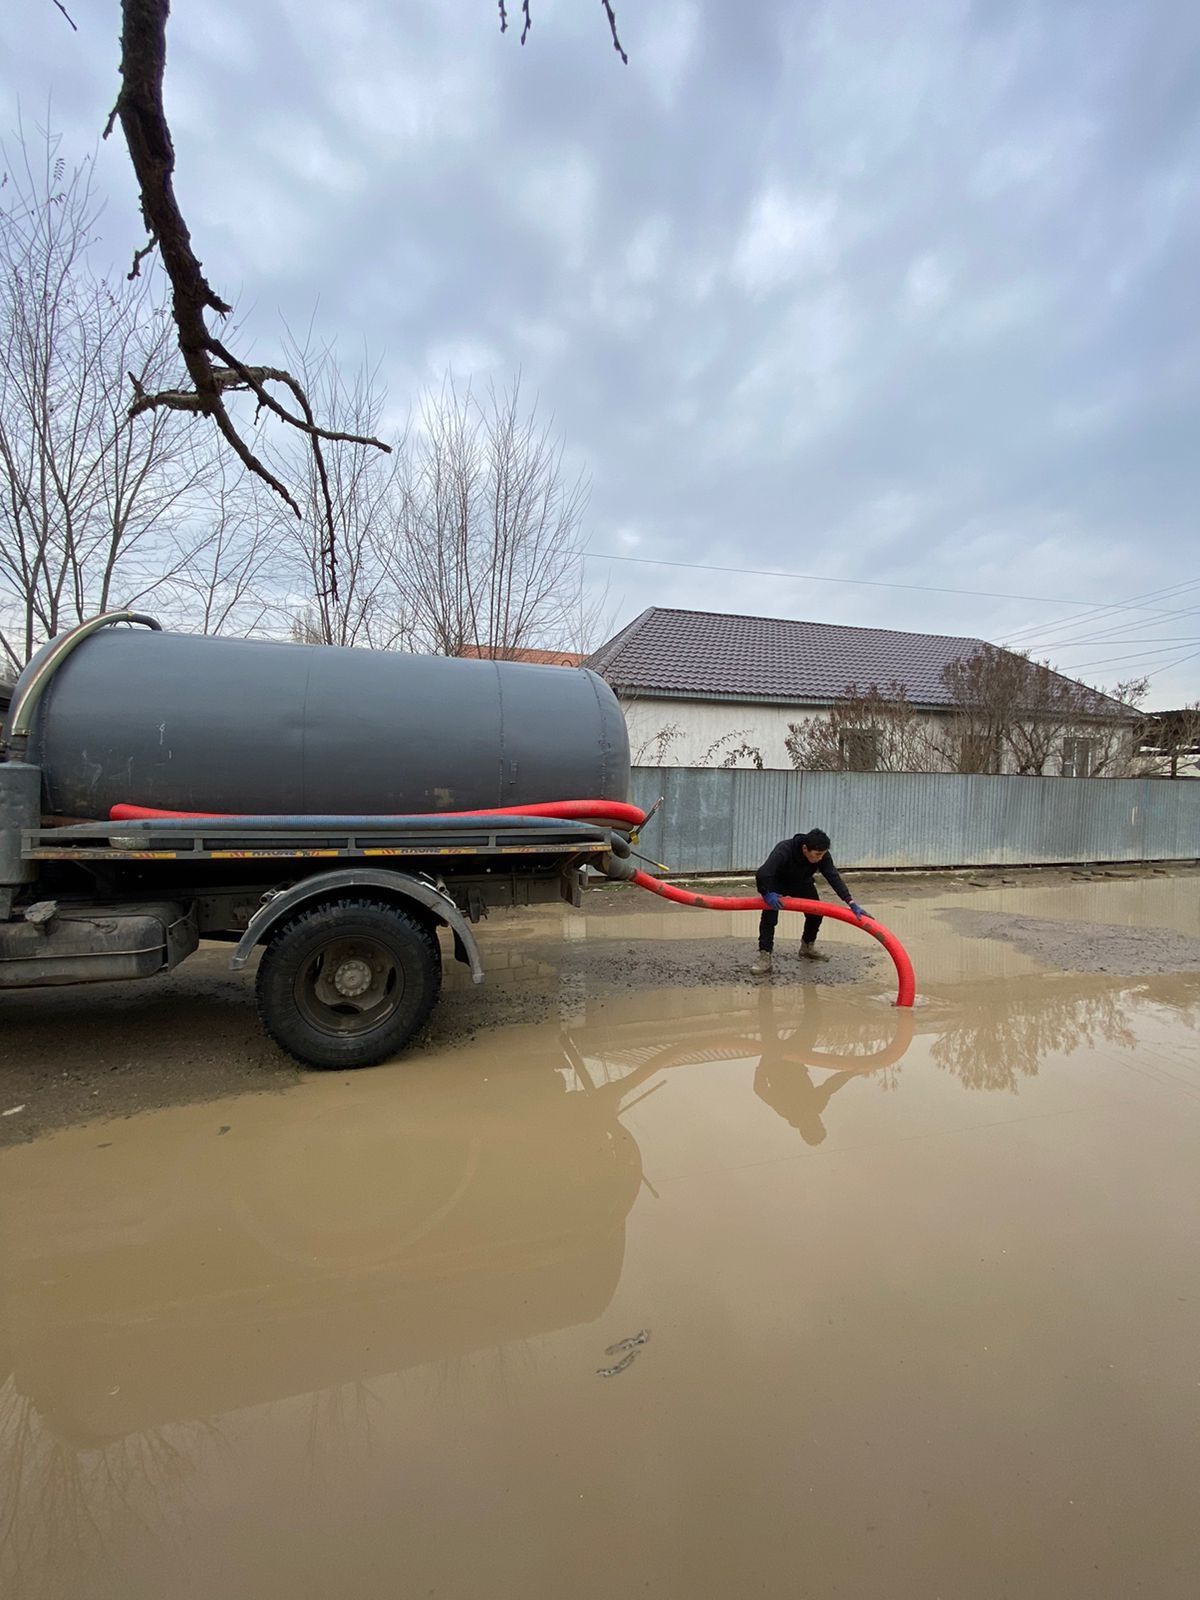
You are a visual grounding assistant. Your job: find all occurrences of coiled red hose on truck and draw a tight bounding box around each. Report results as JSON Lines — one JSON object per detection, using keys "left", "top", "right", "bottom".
{"left": 109, "top": 798, "right": 648, "bottom": 829}
{"left": 109, "top": 797, "right": 916, "bottom": 1006}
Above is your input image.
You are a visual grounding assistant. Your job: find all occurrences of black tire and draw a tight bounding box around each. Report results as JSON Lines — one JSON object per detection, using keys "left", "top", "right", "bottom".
{"left": 255, "top": 898, "right": 442, "bottom": 1070}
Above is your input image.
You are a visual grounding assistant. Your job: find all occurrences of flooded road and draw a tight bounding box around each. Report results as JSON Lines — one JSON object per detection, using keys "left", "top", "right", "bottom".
{"left": 2, "top": 875, "right": 1200, "bottom": 1598}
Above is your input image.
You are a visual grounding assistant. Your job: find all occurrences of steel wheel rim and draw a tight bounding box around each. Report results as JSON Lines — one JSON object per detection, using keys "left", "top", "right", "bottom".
{"left": 294, "top": 934, "right": 403, "bottom": 1037}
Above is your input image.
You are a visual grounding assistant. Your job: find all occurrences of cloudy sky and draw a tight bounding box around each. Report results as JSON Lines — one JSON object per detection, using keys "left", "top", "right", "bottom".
{"left": 6, "top": 0, "right": 1199, "bottom": 706}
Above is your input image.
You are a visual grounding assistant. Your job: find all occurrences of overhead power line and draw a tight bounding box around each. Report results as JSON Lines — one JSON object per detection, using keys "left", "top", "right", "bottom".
{"left": 1069, "top": 642, "right": 1200, "bottom": 673}
{"left": 1013, "top": 601, "right": 1200, "bottom": 652}
{"left": 1001, "top": 576, "right": 1200, "bottom": 646}
{"left": 586, "top": 551, "right": 1200, "bottom": 621}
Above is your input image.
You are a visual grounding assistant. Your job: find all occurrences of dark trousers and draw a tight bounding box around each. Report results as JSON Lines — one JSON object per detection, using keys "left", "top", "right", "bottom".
{"left": 758, "top": 904, "right": 823, "bottom": 952}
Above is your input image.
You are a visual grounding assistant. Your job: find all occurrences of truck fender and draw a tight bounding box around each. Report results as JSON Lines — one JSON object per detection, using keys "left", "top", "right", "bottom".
{"left": 229, "top": 868, "right": 484, "bottom": 983}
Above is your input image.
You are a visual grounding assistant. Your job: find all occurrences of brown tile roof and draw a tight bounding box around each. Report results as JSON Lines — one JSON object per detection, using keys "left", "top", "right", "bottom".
{"left": 587, "top": 607, "right": 1129, "bottom": 716}
{"left": 459, "top": 646, "right": 585, "bottom": 667}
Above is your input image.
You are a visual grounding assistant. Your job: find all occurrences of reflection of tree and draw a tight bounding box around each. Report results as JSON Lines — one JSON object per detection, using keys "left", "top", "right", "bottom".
{"left": 303, "top": 1381, "right": 382, "bottom": 1487}
{"left": 0, "top": 1375, "right": 225, "bottom": 1600}
{"left": 930, "top": 979, "right": 1138, "bottom": 1092}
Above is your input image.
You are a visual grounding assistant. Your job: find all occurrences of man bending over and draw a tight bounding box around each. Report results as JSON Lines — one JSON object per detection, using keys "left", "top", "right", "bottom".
{"left": 751, "top": 828, "right": 867, "bottom": 976}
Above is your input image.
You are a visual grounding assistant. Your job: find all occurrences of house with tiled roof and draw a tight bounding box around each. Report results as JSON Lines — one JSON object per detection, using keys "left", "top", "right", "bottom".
{"left": 587, "top": 607, "right": 1137, "bottom": 775}
{"left": 458, "top": 645, "right": 585, "bottom": 667}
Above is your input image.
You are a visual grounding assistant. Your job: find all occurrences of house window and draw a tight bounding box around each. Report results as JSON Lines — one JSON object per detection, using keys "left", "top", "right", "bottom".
{"left": 839, "top": 728, "right": 879, "bottom": 772}
{"left": 1062, "top": 737, "right": 1095, "bottom": 778}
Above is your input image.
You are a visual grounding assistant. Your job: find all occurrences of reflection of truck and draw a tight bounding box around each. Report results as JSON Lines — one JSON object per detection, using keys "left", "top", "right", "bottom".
{"left": 0, "top": 613, "right": 632, "bottom": 1069}
{"left": 0, "top": 997, "right": 913, "bottom": 1448}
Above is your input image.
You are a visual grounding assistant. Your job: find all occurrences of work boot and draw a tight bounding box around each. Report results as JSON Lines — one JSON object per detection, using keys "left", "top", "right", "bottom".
{"left": 751, "top": 950, "right": 773, "bottom": 976}
{"left": 800, "top": 943, "right": 830, "bottom": 963}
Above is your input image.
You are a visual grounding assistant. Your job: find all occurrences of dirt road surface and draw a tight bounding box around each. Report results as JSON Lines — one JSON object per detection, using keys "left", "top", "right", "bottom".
{"left": 2, "top": 867, "right": 1199, "bottom": 1599}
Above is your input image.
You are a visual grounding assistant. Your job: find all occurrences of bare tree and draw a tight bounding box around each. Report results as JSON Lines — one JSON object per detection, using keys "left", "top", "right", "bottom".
{"left": 786, "top": 682, "right": 937, "bottom": 773}
{"left": 1081, "top": 676, "right": 1148, "bottom": 777}
{"left": 941, "top": 646, "right": 1142, "bottom": 777}
{"left": 1134, "top": 700, "right": 1200, "bottom": 779}
{"left": 394, "top": 375, "right": 590, "bottom": 658}
{"left": 632, "top": 722, "right": 683, "bottom": 765}
{"left": 713, "top": 739, "right": 765, "bottom": 770}
{"left": 269, "top": 340, "right": 409, "bottom": 650}
{"left": 941, "top": 648, "right": 1049, "bottom": 774}
{"left": 157, "top": 461, "right": 284, "bottom": 637}
{"left": 0, "top": 123, "right": 214, "bottom": 673}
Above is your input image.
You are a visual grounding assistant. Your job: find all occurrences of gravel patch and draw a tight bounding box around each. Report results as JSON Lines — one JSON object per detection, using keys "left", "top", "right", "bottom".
{"left": 940, "top": 909, "right": 1200, "bottom": 975}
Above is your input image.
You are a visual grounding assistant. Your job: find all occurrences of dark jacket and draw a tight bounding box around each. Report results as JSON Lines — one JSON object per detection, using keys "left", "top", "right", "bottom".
{"left": 755, "top": 837, "right": 852, "bottom": 904}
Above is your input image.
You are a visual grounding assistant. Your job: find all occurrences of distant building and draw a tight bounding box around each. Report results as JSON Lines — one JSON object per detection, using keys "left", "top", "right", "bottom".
{"left": 1137, "top": 709, "right": 1200, "bottom": 779}
{"left": 458, "top": 646, "right": 585, "bottom": 668}
{"left": 588, "top": 606, "right": 1138, "bottom": 774}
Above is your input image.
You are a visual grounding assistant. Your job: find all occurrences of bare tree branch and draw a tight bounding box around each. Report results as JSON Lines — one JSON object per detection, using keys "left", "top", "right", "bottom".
{"left": 93, "top": 0, "right": 627, "bottom": 610}
{"left": 104, "top": 0, "right": 391, "bottom": 603}
{"left": 599, "top": 1, "right": 628, "bottom": 64}
{"left": 126, "top": 232, "right": 157, "bottom": 281}
{"left": 497, "top": 0, "right": 628, "bottom": 61}
{"left": 51, "top": 0, "right": 79, "bottom": 30}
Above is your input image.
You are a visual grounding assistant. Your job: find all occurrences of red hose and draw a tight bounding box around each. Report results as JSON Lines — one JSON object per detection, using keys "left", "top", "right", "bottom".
{"left": 110, "top": 798, "right": 650, "bottom": 829}
{"left": 630, "top": 869, "right": 916, "bottom": 1009}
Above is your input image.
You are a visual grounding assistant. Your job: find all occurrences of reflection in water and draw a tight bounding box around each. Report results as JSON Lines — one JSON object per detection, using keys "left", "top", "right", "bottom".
{"left": 750, "top": 987, "right": 912, "bottom": 1144}
{"left": 1, "top": 971, "right": 1194, "bottom": 1594}
{"left": 929, "top": 977, "right": 1139, "bottom": 1092}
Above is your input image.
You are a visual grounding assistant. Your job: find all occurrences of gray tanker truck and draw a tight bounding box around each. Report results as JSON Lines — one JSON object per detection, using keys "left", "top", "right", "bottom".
{"left": 0, "top": 613, "right": 634, "bottom": 1069}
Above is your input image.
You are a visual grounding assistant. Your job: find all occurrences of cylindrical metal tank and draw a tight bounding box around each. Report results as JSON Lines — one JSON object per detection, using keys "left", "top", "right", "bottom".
{"left": 14, "top": 629, "right": 630, "bottom": 819}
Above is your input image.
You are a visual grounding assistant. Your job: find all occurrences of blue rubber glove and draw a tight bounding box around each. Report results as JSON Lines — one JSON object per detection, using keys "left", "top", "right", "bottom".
{"left": 762, "top": 891, "right": 784, "bottom": 911}
{"left": 849, "top": 901, "right": 868, "bottom": 920}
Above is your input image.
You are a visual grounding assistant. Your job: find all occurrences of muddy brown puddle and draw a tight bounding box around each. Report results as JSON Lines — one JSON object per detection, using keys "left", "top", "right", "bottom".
{"left": 2, "top": 880, "right": 1199, "bottom": 1598}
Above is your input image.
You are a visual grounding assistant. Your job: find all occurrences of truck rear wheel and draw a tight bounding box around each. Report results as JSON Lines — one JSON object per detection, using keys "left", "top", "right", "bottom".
{"left": 255, "top": 898, "right": 442, "bottom": 1069}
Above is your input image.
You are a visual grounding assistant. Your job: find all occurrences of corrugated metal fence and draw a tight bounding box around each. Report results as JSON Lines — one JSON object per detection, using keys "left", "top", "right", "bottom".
{"left": 629, "top": 767, "right": 1200, "bottom": 874}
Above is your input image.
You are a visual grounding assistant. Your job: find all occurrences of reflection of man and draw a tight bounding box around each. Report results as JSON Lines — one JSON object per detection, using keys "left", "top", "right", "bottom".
{"left": 750, "top": 987, "right": 862, "bottom": 1146}
{"left": 753, "top": 1057, "right": 859, "bottom": 1146}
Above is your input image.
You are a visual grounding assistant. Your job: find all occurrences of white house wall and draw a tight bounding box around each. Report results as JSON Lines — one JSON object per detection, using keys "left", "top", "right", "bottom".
{"left": 623, "top": 696, "right": 813, "bottom": 768}
{"left": 619, "top": 695, "right": 1136, "bottom": 775}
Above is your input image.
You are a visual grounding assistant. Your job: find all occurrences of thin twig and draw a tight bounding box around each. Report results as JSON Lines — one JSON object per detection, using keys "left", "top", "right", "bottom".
{"left": 498, "top": 1, "right": 508, "bottom": 34}
{"left": 52, "top": 0, "right": 79, "bottom": 30}
{"left": 600, "top": 1, "right": 628, "bottom": 63}
{"left": 521, "top": 1, "right": 532, "bottom": 46}
{"left": 127, "top": 233, "right": 157, "bottom": 281}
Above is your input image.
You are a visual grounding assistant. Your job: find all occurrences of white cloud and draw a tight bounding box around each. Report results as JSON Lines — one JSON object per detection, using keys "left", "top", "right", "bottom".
{"left": 334, "top": 58, "right": 489, "bottom": 147}
{"left": 943, "top": 277, "right": 1052, "bottom": 343}
{"left": 732, "top": 186, "right": 839, "bottom": 296}
{"left": 971, "top": 117, "right": 1097, "bottom": 201}
{"left": 253, "top": 118, "right": 366, "bottom": 196}
{"left": 904, "top": 253, "right": 954, "bottom": 313}
{"left": 625, "top": 216, "right": 671, "bottom": 283}
{"left": 636, "top": 2, "right": 701, "bottom": 111}
{"left": 513, "top": 148, "right": 598, "bottom": 271}
{"left": 723, "top": 286, "right": 859, "bottom": 453}
{"left": 424, "top": 340, "right": 502, "bottom": 383}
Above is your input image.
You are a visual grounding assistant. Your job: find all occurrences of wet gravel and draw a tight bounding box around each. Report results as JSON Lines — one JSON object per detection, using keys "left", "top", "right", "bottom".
{"left": 941, "top": 908, "right": 1200, "bottom": 975}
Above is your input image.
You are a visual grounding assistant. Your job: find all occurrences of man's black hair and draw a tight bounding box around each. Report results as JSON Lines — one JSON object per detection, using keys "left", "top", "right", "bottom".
{"left": 802, "top": 828, "right": 831, "bottom": 851}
